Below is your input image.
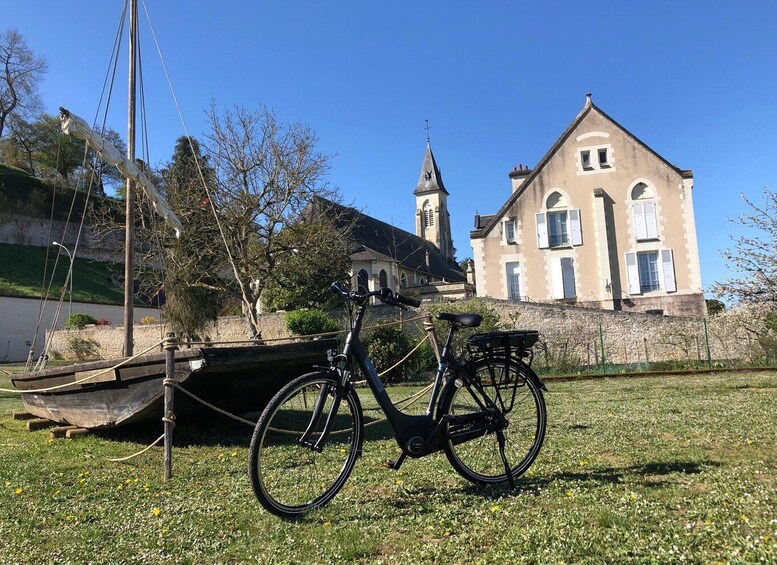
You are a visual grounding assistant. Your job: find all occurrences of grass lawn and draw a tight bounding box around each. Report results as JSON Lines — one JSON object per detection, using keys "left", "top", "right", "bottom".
{"left": 0, "top": 369, "right": 775, "bottom": 563}
{"left": 0, "top": 243, "right": 124, "bottom": 304}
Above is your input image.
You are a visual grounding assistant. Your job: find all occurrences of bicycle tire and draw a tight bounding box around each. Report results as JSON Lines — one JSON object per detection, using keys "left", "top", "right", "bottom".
{"left": 440, "top": 358, "right": 546, "bottom": 484}
{"left": 248, "top": 371, "right": 363, "bottom": 518}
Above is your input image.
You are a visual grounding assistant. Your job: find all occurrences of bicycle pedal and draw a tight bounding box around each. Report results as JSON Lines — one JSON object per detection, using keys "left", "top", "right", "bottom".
{"left": 383, "top": 452, "right": 407, "bottom": 470}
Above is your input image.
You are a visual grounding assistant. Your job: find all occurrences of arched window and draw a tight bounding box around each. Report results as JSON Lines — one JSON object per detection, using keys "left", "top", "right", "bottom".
{"left": 546, "top": 191, "right": 569, "bottom": 247}
{"left": 357, "top": 269, "right": 369, "bottom": 294}
{"left": 423, "top": 201, "right": 434, "bottom": 227}
{"left": 630, "top": 182, "right": 658, "bottom": 241}
{"left": 379, "top": 269, "right": 388, "bottom": 289}
{"left": 536, "top": 189, "right": 582, "bottom": 249}
{"left": 400, "top": 272, "right": 408, "bottom": 288}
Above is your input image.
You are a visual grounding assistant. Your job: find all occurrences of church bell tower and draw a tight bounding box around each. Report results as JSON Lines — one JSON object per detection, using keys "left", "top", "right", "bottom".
{"left": 414, "top": 141, "right": 454, "bottom": 261}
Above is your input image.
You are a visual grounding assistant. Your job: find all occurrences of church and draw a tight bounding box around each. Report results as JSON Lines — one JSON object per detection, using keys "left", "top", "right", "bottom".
{"left": 314, "top": 143, "right": 474, "bottom": 301}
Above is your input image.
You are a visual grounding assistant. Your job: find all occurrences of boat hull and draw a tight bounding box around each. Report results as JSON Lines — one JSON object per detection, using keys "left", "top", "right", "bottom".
{"left": 11, "top": 341, "right": 337, "bottom": 429}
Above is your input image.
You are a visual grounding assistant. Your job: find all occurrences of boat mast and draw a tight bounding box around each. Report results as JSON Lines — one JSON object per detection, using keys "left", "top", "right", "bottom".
{"left": 123, "top": 0, "right": 138, "bottom": 357}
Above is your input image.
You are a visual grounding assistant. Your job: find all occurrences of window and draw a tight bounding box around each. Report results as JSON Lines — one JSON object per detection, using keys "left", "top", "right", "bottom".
{"left": 504, "top": 219, "right": 516, "bottom": 243}
{"left": 506, "top": 262, "right": 520, "bottom": 300}
{"left": 631, "top": 183, "right": 658, "bottom": 240}
{"left": 547, "top": 211, "right": 569, "bottom": 247}
{"left": 637, "top": 251, "right": 660, "bottom": 293}
{"left": 598, "top": 148, "right": 609, "bottom": 166}
{"left": 400, "top": 272, "right": 407, "bottom": 288}
{"left": 625, "top": 249, "right": 676, "bottom": 295}
{"left": 357, "top": 269, "right": 369, "bottom": 294}
{"left": 423, "top": 201, "right": 434, "bottom": 227}
{"left": 580, "top": 150, "right": 592, "bottom": 169}
{"left": 536, "top": 191, "right": 582, "bottom": 249}
{"left": 379, "top": 269, "right": 388, "bottom": 289}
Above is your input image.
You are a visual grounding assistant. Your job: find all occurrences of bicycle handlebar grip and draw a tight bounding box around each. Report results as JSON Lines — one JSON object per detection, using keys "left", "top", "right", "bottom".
{"left": 394, "top": 292, "right": 421, "bottom": 308}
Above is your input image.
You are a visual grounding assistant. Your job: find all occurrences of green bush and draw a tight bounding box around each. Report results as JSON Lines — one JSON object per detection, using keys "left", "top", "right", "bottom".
{"left": 429, "top": 297, "right": 501, "bottom": 356}
{"left": 65, "top": 313, "right": 98, "bottom": 329}
{"left": 285, "top": 309, "right": 339, "bottom": 336}
{"left": 364, "top": 325, "right": 413, "bottom": 384}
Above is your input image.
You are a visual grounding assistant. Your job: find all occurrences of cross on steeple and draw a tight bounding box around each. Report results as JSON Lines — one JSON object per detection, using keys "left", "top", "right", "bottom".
{"left": 425, "top": 119, "right": 431, "bottom": 143}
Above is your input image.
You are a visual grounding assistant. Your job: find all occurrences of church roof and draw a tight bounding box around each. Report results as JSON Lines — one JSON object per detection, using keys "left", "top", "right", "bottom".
{"left": 413, "top": 142, "right": 449, "bottom": 196}
{"left": 471, "top": 94, "right": 693, "bottom": 239}
{"left": 310, "top": 197, "right": 465, "bottom": 283}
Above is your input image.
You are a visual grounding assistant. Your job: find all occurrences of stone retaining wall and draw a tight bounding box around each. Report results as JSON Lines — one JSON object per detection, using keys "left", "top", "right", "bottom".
{"left": 48, "top": 298, "right": 772, "bottom": 366}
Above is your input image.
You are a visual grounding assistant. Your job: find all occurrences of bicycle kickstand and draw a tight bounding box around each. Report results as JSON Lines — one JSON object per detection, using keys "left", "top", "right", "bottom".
{"left": 496, "top": 430, "right": 516, "bottom": 488}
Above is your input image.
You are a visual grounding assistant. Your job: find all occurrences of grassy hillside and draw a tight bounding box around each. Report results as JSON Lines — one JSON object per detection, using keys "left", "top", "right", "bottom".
{"left": 0, "top": 242, "right": 125, "bottom": 304}
{"left": 0, "top": 163, "right": 89, "bottom": 221}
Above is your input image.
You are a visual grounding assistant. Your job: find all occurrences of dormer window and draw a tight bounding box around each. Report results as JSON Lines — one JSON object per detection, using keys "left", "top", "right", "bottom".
{"left": 598, "top": 148, "right": 609, "bottom": 166}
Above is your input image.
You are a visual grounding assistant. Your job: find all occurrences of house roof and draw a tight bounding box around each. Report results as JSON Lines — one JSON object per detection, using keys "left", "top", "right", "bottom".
{"left": 471, "top": 94, "right": 694, "bottom": 239}
{"left": 310, "top": 197, "right": 465, "bottom": 283}
{"left": 413, "top": 142, "right": 449, "bottom": 196}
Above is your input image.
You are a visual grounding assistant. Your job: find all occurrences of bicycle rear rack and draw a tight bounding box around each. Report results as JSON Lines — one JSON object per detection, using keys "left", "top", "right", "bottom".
{"left": 466, "top": 330, "right": 538, "bottom": 413}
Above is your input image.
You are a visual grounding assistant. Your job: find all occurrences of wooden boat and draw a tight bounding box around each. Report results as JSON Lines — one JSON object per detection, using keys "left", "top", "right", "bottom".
{"left": 11, "top": 340, "right": 337, "bottom": 429}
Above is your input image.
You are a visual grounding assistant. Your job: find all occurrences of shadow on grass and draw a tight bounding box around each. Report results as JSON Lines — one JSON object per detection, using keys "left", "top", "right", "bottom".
{"left": 456, "top": 459, "right": 721, "bottom": 501}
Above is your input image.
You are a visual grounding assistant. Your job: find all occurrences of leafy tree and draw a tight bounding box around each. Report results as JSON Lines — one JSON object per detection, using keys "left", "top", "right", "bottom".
{"left": 157, "top": 136, "right": 225, "bottom": 341}
{"left": 261, "top": 216, "right": 351, "bottom": 312}
{"left": 712, "top": 188, "right": 777, "bottom": 304}
{"left": 0, "top": 28, "right": 47, "bottom": 138}
{"left": 205, "top": 102, "right": 345, "bottom": 339}
{"left": 285, "top": 310, "right": 339, "bottom": 336}
{"left": 31, "top": 114, "right": 86, "bottom": 184}
{"left": 706, "top": 299, "right": 726, "bottom": 316}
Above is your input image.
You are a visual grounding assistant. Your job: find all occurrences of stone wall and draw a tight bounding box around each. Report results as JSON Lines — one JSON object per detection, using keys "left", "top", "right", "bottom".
{"left": 0, "top": 212, "right": 122, "bottom": 261}
{"left": 47, "top": 298, "right": 772, "bottom": 367}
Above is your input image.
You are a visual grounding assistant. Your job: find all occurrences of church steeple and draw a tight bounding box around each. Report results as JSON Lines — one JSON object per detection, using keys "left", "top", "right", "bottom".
{"left": 414, "top": 142, "right": 449, "bottom": 196}
{"left": 414, "top": 141, "right": 454, "bottom": 261}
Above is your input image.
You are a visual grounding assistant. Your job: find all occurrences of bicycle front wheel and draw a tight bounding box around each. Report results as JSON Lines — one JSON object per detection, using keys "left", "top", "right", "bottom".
{"left": 440, "top": 359, "right": 546, "bottom": 484}
{"left": 248, "top": 372, "right": 363, "bottom": 518}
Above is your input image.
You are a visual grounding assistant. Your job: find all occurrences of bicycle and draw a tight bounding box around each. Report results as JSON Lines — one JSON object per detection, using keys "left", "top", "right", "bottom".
{"left": 248, "top": 282, "right": 547, "bottom": 518}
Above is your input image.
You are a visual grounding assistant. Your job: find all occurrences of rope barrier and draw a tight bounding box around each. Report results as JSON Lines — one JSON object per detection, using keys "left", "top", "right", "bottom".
{"left": 0, "top": 339, "right": 164, "bottom": 395}
{"left": 107, "top": 433, "right": 164, "bottom": 462}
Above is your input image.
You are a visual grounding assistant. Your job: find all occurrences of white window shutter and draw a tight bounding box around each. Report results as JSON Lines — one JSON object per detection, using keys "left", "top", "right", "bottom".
{"left": 536, "top": 213, "right": 549, "bottom": 249}
{"left": 661, "top": 249, "right": 676, "bottom": 292}
{"left": 561, "top": 257, "right": 576, "bottom": 298}
{"left": 633, "top": 202, "right": 647, "bottom": 240}
{"left": 569, "top": 209, "right": 582, "bottom": 246}
{"left": 625, "top": 252, "right": 640, "bottom": 294}
{"left": 550, "top": 259, "right": 564, "bottom": 299}
{"left": 645, "top": 201, "right": 658, "bottom": 240}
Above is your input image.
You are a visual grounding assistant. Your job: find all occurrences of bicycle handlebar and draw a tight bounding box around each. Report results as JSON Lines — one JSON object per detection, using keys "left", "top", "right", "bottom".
{"left": 329, "top": 282, "right": 420, "bottom": 309}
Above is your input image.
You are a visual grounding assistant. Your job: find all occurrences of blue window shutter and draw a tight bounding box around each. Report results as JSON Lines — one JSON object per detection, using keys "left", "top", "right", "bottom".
{"left": 561, "top": 257, "right": 576, "bottom": 298}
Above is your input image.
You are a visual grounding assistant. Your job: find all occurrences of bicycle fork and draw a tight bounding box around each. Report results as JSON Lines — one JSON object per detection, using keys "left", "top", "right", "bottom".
{"left": 298, "top": 379, "right": 345, "bottom": 453}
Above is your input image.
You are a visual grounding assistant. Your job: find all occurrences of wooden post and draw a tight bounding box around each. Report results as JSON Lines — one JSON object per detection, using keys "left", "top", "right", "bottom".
{"left": 643, "top": 337, "right": 650, "bottom": 366}
{"left": 423, "top": 314, "right": 441, "bottom": 364}
{"left": 703, "top": 319, "right": 712, "bottom": 368}
{"left": 599, "top": 323, "right": 607, "bottom": 373}
{"left": 163, "top": 333, "right": 178, "bottom": 481}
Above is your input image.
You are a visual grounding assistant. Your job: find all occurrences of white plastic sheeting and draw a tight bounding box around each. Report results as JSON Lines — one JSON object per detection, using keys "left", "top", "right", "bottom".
{"left": 60, "top": 108, "right": 183, "bottom": 237}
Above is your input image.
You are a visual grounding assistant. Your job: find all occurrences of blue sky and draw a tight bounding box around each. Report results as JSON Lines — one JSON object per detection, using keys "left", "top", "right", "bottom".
{"left": 5, "top": 1, "right": 777, "bottom": 298}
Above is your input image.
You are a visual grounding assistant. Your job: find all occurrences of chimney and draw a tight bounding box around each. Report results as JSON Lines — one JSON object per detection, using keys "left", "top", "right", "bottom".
{"left": 509, "top": 164, "right": 532, "bottom": 193}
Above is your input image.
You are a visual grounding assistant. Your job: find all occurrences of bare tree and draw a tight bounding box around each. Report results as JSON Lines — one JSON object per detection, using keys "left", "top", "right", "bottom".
{"left": 205, "top": 103, "right": 340, "bottom": 338}
{"left": 0, "top": 28, "right": 47, "bottom": 138}
{"left": 712, "top": 188, "right": 777, "bottom": 304}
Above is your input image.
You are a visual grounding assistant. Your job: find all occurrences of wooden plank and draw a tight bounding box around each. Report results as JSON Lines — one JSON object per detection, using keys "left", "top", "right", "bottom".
{"left": 12, "top": 412, "right": 36, "bottom": 420}
{"left": 65, "top": 428, "right": 91, "bottom": 439}
{"left": 50, "top": 426, "right": 80, "bottom": 439}
{"left": 27, "top": 418, "right": 55, "bottom": 431}
{"left": 75, "top": 368, "right": 118, "bottom": 386}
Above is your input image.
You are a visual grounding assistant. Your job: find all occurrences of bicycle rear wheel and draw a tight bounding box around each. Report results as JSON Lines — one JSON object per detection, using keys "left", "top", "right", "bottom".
{"left": 440, "top": 358, "right": 545, "bottom": 484}
{"left": 248, "top": 372, "right": 363, "bottom": 518}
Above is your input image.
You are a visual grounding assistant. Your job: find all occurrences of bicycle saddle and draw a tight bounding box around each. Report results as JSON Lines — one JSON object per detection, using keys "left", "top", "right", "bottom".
{"left": 436, "top": 312, "right": 482, "bottom": 328}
